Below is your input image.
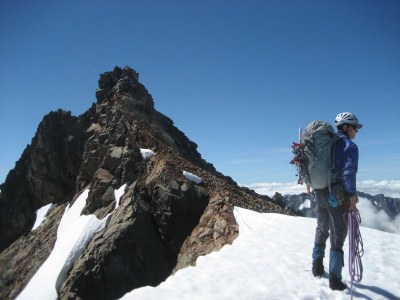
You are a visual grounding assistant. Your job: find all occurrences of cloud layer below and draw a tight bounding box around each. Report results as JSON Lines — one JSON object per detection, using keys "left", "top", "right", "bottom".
{"left": 245, "top": 180, "right": 400, "bottom": 198}
{"left": 245, "top": 180, "right": 400, "bottom": 234}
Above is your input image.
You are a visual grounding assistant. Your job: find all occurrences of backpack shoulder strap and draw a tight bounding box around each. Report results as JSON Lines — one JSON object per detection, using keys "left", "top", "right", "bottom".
{"left": 331, "top": 132, "right": 345, "bottom": 183}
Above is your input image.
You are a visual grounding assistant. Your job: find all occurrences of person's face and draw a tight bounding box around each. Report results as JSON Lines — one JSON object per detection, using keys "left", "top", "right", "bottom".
{"left": 347, "top": 125, "right": 358, "bottom": 140}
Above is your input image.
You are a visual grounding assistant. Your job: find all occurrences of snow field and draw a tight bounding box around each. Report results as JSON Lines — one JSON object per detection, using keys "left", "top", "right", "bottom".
{"left": 16, "top": 181, "right": 400, "bottom": 300}
{"left": 121, "top": 207, "right": 400, "bottom": 300}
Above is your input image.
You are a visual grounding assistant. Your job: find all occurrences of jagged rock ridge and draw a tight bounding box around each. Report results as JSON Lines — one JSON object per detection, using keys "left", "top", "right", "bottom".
{"left": 0, "top": 66, "right": 294, "bottom": 300}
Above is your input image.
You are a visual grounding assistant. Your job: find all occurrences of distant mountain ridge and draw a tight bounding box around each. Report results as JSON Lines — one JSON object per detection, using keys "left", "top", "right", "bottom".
{"left": 357, "top": 191, "right": 400, "bottom": 219}
{"left": 276, "top": 191, "right": 400, "bottom": 220}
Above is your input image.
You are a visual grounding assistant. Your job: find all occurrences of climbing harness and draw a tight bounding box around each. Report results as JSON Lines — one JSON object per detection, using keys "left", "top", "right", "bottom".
{"left": 346, "top": 210, "right": 364, "bottom": 299}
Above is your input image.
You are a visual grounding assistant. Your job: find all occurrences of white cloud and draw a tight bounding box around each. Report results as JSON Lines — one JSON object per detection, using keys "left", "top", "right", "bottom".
{"left": 244, "top": 181, "right": 309, "bottom": 197}
{"left": 358, "top": 196, "right": 400, "bottom": 234}
{"left": 246, "top": 180, "right": 400, "bottom": 198}
{"left": 357, "top": 180, "right": 400, "bottom": 198}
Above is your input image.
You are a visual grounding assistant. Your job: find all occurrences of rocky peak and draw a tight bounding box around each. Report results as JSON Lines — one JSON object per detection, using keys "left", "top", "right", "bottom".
{"left": 0, "top": 66, "right": 295, "bottom": 300}
{"left": 96, "top": 66, "right": 144, "bottom": 104}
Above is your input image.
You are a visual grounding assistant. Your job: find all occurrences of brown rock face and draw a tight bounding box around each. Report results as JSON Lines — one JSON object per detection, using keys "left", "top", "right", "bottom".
{"left": 59, "top": 166, "right": 209, "bottom": 300}
{"left": 0, "top": 109, "right": 88, "bottom": 253}
{"left": 0, "top": 66, "right": 294, "bottom": 300}
{"left": 174, "top": 197, "right": 239, "bottom": 273}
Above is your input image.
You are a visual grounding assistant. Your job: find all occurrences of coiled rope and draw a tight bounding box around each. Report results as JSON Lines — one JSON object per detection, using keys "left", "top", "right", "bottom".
{"left": 346, "top": 210, "right": 364, "bottom": 299}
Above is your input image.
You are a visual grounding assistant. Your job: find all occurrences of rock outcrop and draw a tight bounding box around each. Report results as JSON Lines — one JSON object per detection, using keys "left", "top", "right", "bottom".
{"left": 0, "top": 109, "right": 87, "bottom": 253}
{"left": 0, "top": 66, "right": 294, "bottom": 300}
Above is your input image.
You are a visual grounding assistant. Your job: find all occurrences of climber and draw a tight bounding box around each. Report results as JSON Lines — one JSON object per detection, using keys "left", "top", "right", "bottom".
{"left": 311, "top": 112, "right": 363, "bottom": 291}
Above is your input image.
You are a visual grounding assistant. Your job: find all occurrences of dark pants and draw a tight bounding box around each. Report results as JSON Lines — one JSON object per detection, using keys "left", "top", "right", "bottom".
{"left": 312, "top": 188, "right": 348, "bottom": 279}
{"left": 314, "top": 187, "right": 348, "bottom": 250}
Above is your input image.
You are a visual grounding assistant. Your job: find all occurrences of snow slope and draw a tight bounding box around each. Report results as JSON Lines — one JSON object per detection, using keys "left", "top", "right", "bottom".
{"left": 17, "top": 185, "right": 126, "bottom": 300}
{"left": 122, "top": 207, "right": 400, "bottom": 300}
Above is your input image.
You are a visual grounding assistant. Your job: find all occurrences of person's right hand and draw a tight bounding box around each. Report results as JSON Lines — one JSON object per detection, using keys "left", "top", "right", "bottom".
{"left": 349, "top": 195, "right": 359, "bottom": 211}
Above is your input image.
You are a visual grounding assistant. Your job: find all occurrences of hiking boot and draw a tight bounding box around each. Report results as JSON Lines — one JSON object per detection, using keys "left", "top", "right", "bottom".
{"left": 329, "top": 275, "right": 347, "bottom": 291}
{"left": 312, "top": 258, "right": 324, "bottom": 277}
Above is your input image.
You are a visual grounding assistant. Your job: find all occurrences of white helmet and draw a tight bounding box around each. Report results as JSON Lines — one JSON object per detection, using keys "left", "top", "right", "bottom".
{"left": 335, "top": 112, "right": 363, "bottom": 129}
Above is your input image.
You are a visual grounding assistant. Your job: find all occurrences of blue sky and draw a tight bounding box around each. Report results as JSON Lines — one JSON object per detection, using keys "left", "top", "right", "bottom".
{"left": 1, "top": 0, "right": 399, "bottom": 185}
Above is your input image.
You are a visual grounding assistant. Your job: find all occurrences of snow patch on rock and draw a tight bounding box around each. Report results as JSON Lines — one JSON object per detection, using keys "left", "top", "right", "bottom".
{"left": 183, "top": 171, "right": 202, "bottom": 184}
{"left": 140, "top": 148, "right": 155, "bottom": 160}
{"left": 32, "top": 203, "right": 54, "bottom": 231}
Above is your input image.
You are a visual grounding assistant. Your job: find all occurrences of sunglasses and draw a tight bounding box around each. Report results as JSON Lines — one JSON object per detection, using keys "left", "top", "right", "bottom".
{"left": 351, "top": 125, "right": 358, "bottom": 132}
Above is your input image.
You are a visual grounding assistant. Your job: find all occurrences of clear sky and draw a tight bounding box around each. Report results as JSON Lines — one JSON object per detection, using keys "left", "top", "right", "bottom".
{"left": 1, "top": 0, "right": 399, "bottom": 185}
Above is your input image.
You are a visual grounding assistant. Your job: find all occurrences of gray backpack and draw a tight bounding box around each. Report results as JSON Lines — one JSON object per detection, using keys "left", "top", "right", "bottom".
{"left": 291, "top": 120, "right": 339, "bottom": 190}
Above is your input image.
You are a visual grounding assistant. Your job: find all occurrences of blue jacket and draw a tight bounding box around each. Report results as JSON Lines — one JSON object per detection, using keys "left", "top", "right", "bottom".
{"left": 333, "top": 132, "right": 358, "bottom": 195}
